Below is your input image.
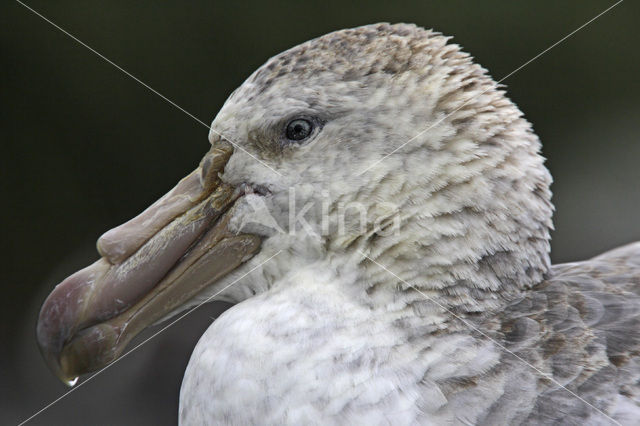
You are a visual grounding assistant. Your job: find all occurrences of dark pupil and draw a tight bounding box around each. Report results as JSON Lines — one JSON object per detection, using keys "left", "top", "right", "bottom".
{"left": 286, "top": 119, "right": 312, "bottom": 141}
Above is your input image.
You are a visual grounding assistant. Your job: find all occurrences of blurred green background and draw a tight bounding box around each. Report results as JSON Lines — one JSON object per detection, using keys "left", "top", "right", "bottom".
{"left": 2, "top": 1, "right": 638, "bottom": 424}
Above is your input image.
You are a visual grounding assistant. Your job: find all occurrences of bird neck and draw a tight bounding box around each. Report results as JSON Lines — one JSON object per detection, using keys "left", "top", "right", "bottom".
{"left": 334, "top": 125, "right": 554, "bottom": 315}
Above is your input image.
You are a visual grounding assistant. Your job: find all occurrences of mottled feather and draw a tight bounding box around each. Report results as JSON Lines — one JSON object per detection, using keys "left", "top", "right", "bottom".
{"left": 465, "top": 242, "right": 640, "bottom": 425}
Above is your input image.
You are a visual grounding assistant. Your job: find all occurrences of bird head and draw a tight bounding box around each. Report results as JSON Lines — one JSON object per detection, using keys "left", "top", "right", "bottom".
{"left": 37, "top": 23, "right": 553, "bottom": 385}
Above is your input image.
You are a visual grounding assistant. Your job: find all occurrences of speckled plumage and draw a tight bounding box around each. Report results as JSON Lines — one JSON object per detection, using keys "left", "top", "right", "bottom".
{"left": 177, "top": 24, "right": 640, "bottom": 424}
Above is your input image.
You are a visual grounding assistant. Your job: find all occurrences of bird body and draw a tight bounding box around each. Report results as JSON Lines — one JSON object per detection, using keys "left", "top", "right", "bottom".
{"left": 37, "top": 23, "right": 640, "bottom": 425}
{"left": 180, "top": 244, "right": 640, "bottom": 425}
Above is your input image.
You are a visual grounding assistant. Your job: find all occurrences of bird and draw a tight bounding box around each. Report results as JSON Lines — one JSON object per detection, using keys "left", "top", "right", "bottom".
{"left": 36, "top": 23, "right": 640, "bottom": 425}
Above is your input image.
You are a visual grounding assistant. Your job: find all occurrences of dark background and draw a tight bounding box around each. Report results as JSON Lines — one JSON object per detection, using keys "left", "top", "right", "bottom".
{"left": 2, "top": 1, "right": 639, "bottom": 424}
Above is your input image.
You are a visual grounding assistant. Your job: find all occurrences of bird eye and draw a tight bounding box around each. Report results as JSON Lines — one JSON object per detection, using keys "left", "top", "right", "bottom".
{"left": 285, "top": 119, "right": 313, "bottom": 142}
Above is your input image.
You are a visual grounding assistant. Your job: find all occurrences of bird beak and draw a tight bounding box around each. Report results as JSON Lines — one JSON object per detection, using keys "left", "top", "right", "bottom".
{"left": 36, "top": 140, "right": 261, "bottom": 386}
